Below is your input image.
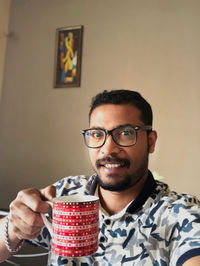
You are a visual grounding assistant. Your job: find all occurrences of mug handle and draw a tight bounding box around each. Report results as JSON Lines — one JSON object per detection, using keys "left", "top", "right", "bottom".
{"left": 41, "top": 201, "right": 53, "bottom": 236}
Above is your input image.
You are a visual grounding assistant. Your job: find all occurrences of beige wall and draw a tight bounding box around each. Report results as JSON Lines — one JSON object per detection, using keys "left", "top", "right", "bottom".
{"left": 0, "top": 0, "right": 199, "bottom": 207}
{"left": 0, "top": 0, "right": 11, "bottom": 100}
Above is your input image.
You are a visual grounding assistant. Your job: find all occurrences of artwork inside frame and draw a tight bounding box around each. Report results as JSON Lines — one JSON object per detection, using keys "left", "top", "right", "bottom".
{"left": 54, "top": 25, "right": 83, "bottom": 88}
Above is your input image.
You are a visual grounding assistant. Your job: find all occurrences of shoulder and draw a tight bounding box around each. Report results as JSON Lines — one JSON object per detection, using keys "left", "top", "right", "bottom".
{"left": 154, "top": 180, "right": 199, "bottom": 206}
{"left": 53, "top": 175, "right": 95, "bottom": 196}
{"left": 147, "top": 181, "right": 200, "bottom": 235}
{"left": 147, "top": 180, "right": 200, "bottom": 220}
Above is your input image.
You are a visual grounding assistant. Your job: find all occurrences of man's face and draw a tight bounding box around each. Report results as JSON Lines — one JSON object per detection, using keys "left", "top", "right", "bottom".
{"left": 88, "top": 104, "right": 157, "bottom": 191}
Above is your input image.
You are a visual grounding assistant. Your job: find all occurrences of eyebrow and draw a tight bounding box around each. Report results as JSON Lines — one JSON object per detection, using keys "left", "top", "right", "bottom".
{"left": 89, "top": 124, "right": 138, "bottom": 130}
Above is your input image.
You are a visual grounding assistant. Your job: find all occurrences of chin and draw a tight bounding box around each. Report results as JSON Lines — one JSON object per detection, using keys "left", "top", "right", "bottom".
{"left": 97, "top": 175, "right": 133, "bottom": 192}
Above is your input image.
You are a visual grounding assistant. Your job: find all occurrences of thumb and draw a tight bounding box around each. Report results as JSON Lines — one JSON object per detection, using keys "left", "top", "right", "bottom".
{"left": 40, "top": 185, "right": 56, "bottom": 201}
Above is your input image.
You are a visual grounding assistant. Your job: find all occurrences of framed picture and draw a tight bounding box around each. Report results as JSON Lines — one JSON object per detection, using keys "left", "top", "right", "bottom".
{"left": 54, "top": 25, "right": 83, "bottom": 88}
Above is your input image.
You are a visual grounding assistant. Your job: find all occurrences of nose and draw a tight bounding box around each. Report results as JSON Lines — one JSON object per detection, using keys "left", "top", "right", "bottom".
{"left": 99, "top": 134, "right": 121, "bottom": 155}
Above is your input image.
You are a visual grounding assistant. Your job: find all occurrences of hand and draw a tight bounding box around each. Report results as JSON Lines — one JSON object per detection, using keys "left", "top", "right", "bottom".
{"left": 8, "top": 185, "right": 56, "bottom": 241}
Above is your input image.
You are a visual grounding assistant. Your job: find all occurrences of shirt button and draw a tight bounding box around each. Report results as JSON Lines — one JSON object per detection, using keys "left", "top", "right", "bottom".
{"left": 105, "top": 219, "right": 111, "bottom": 225}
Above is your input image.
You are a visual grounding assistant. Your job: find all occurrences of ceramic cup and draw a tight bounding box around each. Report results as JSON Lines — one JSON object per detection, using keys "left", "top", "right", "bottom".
{"left": 41, "top": 195, "right": 99, "bottom": 257}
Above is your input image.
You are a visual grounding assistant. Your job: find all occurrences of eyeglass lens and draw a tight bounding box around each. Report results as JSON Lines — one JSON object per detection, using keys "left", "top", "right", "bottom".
{"left": 85, "top": 126, "right": 137, "bottom": 148}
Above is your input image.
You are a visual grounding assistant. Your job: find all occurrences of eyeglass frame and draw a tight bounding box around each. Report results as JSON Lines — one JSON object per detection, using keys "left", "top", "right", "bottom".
{"left": 81, "top": 124, "right": 152, "bottom": 148}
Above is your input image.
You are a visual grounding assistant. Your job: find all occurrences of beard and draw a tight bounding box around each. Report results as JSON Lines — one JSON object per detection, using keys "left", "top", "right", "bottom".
{"left": 96, "top": 174, "right": 133, "bottom": 191}
{"left": 95, "top": 153, "right": 149, "bottom": 192}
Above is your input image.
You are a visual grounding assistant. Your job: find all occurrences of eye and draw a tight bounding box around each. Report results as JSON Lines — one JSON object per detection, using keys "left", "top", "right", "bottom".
{"left": 121, "top": 130, "right": 132, "bottom": 136}
{"left": 89, "top": 130, "right": 104, "bottom": 138}
{"left": 120, "top": 129, "right": 134, "bottom": 136}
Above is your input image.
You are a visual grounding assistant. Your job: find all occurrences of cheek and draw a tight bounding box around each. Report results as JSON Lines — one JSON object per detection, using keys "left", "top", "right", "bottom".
{"left": 89, "top": 150, "right": 98, "bottom": 166}
{"left": 128, "top": 141, "right": 148, "bottom": 163}
{"left": 136, "top": 134, "right": 149, "bottom": 153}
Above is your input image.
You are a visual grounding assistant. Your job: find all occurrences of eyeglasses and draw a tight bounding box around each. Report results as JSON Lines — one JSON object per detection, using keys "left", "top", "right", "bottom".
{"left": 81, "top": 124, "right": 152, "bottom": 148}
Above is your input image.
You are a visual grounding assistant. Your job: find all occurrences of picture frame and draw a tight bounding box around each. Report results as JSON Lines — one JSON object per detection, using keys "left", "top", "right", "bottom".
{"left": 54, "top": 25, "right": 83, "bottom": 88}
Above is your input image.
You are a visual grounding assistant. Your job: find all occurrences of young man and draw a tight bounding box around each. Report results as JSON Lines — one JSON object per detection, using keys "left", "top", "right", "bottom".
{"left": 0, "top": 90, "right": 200, "bottom": 265}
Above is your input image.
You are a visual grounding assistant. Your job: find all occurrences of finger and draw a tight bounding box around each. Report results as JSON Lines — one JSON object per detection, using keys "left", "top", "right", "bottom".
{"left": 9, "top": 200, "right": 44, "bottom": 227}
{"left": 8, "top": 211, "right": 43, "bottom": 240}
{"left": 40, "top": 185, "right": 56, "bottom": 201}
{"left": 16, "top": 188, "right": 50, "bottom": 213}
{"left": 10, "top": 221, "right": 42, "bottom": 240}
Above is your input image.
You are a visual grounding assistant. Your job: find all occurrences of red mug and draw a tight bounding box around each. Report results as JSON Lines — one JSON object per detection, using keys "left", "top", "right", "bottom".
{"left": 41, "top": 195, "right": 99, "bottom": 257}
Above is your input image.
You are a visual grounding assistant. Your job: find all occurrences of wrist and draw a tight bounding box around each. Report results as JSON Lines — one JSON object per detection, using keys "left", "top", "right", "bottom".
{"left": 4, "top": 216, "right": 24, "bottom": 254}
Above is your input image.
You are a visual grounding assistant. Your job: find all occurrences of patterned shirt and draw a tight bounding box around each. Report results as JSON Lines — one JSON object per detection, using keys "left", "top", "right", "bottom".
{"left": 32, "top": 171, "right": 200, "bottom": 265}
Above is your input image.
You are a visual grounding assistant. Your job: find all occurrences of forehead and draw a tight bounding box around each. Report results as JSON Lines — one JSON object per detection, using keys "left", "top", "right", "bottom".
{"left": 90, "top": 104, "right": 143, "bottom": 128}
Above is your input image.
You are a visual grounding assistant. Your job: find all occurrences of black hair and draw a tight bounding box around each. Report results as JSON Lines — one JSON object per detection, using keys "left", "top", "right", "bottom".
{"left": 89, "top": 89, "right": 153, "bottom": 125}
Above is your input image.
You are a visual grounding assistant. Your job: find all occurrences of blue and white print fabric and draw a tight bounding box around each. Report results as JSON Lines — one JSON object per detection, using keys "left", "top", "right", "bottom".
{"left": 32, "top": 172, "right": 200, "bottom": 265}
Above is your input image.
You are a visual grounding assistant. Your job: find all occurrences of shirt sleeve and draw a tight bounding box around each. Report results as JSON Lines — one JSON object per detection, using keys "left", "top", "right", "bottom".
{"left": 168, "top": 195, "right": 200, "bottom": 266}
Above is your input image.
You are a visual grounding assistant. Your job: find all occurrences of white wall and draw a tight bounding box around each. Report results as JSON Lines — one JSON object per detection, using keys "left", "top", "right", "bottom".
{"left": 0, "top": 0, "right": 199, "bottom": 207}
{"left": 0, "top": 0, "right": 11, "bottom": 100}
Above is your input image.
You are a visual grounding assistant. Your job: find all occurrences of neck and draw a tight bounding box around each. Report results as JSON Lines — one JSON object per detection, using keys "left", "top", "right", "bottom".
{"left": 98, "top": 172, "right": 148, "bottom": 216}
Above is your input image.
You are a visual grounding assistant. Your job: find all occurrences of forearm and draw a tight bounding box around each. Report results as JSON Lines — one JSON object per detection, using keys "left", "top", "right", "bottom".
{"left": 0, "top": 216, "right": 22, "bottom": 263}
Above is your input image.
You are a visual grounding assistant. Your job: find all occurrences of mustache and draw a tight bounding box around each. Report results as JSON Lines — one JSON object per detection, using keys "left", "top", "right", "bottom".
{"left": 96, "top": 156, "right": 130, "bottom": 168}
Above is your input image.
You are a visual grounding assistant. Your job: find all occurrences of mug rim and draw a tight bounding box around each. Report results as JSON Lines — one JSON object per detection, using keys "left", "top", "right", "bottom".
{"left": 53, "top": 195, "right": 99, "bottom": 203}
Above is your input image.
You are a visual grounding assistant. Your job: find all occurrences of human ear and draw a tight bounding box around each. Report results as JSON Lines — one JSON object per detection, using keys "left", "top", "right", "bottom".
{"left": 148, "top": 130, "right": 157, "bottom": 153}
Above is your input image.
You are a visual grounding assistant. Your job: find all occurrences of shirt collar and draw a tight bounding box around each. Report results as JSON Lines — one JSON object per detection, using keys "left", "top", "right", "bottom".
{"left": 89, "top": 170, "right": 157, "bottom": 214}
